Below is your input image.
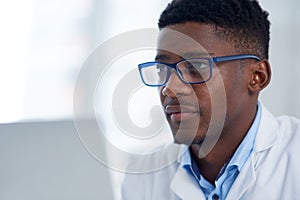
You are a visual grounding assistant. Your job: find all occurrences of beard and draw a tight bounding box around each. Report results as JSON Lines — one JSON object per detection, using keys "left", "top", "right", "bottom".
{"left": 170, "top": 118, "right": 208, "bottom": 145}
{"left": 170, "top": 113, "right": 224, "bottom": 158}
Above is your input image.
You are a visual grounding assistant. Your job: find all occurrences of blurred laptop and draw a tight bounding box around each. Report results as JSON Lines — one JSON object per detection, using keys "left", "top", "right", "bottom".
{"left": 0, "top": 120, "right": 115, "bottom": 200}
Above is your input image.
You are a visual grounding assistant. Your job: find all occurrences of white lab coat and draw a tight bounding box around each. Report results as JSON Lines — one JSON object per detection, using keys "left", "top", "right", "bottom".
{"left": 121, "top": 105, "right": 300, "bottom": 200}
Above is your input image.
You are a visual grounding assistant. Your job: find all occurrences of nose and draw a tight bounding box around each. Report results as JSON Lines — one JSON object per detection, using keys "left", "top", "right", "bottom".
{"left": 161, "top": 70, "right": 193, "bottom": 98}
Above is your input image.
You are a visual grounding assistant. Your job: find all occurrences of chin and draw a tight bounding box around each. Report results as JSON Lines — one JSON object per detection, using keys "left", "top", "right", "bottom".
{"left": 173, "top": 134, "right": 206, "bottom": 145}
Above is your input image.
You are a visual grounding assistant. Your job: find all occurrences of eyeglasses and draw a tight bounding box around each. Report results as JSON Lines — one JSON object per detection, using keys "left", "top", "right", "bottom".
{"left": 138, "top": 54, "right": 260, "bottom": 87}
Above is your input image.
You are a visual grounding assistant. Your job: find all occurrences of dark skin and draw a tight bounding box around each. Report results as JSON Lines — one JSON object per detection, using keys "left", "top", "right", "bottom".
{"left": 157, "top": 22, "right": 271, "bottom": 184}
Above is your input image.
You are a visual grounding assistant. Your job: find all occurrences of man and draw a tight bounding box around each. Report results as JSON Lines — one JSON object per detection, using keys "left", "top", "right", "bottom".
{"left": 122, "top": 0, "right": 300, "bottom": 199}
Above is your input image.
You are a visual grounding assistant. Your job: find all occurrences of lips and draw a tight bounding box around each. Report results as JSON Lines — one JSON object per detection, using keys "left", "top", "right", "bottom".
{"left": 165, "top": 105, "right": 199, "bottom": 122}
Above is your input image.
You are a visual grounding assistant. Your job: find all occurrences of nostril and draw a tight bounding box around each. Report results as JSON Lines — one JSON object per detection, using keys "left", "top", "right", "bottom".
{"left": 161, "top": 85, "right": 178, "bottom": 98}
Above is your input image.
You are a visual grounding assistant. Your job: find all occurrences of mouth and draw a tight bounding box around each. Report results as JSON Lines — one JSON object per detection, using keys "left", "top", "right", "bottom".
{"left": 165, "top": 105, "right": 199, "bottom": 122}
{"left": 169, "top": 112, "right": 198, "bottom": 122}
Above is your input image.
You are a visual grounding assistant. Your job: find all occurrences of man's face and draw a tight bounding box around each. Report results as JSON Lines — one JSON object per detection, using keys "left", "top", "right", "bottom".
{"left": 157, "top": 22, "right": 252, "bottom": 145}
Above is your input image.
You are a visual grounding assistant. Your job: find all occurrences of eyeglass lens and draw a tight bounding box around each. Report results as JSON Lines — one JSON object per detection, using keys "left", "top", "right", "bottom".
{"left": 140, "top": 58, "right": 211, "bottom": 85}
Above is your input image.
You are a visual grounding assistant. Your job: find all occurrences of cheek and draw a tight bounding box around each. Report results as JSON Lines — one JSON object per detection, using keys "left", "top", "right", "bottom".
{"left": 193, "top": 85, "right": 212, "bottom": 118}
{"left": 197, "top": 79, "right": 228, "bottom": 122}
{"left": 219, "top": 70, "right": 250, "bottom": 125}
{"left": 211, "top": 67, "right": 240, "bottom": 101}
{"left": 223, "top": 72, "right": 247, "bottom": 104}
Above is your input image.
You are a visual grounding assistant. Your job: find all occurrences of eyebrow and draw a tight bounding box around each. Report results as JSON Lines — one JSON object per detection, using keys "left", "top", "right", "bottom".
{"left": 155, "top": 52, "right": 215, "bottom": 62}
{"left": 154, "top": 54, "right": 170, "bottom": 62}
{"left": 182, "top": 52, "right": 215, "bottom": 58}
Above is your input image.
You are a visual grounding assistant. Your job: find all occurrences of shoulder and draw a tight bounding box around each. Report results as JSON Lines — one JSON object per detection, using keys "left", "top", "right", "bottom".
{"left": 253, "top": 104, "right": 300, "bottom": 176}
{"left": 120, "top": 146, "right": 187, "bottom": 200}
{"left": 276, "top": 115, "right": 300, "bottom": 137}
{"left": 270, "top": 112, "right": 300, "bottom": 147}
{"left": 254, "top": 104, "right": 300, "bottom": 172}
{"left": 258, "top": 104, "right": 300, "bottom": 147}
{"left": 271, "top": 115, "right": 300, "bottom": 158}
{"left": 121, "top": 161, "right": 180, "bottom": 200}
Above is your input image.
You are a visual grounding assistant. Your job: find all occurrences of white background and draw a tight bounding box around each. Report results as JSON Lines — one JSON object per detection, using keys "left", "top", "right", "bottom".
{"left": 0, "top": 0, "right": 299, "bottom": 123}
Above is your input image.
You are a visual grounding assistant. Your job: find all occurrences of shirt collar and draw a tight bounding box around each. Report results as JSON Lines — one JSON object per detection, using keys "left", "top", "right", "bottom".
{"left": 180, "top": 146, "right": 192, "bottom": 169}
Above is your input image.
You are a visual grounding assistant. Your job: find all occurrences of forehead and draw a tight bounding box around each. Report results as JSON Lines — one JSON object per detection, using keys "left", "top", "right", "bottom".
{"left": 157, "top": 22, "right": 236, "bottom": 58}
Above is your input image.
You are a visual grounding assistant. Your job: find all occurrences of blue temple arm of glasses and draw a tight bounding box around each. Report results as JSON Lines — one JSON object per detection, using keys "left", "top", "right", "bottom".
{"left": 213, "top": 54, "right": 260, "bottom": 63}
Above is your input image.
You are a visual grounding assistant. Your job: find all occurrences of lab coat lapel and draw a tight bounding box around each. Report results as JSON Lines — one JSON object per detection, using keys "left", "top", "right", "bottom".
{"left": 227, "top": 104, "right": 279, "bottom": 199}
{"left": 171, "top": 165, "right": 206, "bottom": 200}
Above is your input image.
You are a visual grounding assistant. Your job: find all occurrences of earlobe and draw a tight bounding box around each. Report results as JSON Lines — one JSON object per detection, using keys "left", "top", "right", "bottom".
{"left": 248, "top": 59, "right": 271, "bottom": 94}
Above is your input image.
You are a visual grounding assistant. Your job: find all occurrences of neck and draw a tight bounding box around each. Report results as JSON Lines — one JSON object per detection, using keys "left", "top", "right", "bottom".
{"left": 190, "top": 104, "right": 258, "bottom": 184}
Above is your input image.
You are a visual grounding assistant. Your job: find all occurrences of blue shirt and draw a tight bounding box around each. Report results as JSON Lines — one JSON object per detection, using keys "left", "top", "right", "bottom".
{"left": 180, "top": 104, "right": 262, "bottom": 200}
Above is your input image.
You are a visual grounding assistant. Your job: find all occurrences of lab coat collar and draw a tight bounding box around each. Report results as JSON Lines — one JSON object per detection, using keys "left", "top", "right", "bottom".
{"left": 170, "top": 165, "right": 206, "bottom": 199}
{"left": 253, "top": 103, "right": 279, "bottom": 152}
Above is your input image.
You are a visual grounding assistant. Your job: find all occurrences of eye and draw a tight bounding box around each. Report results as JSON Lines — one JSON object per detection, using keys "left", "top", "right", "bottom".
{"left": 181, "top": 60, "right": 209, "bottom": 76}
{"left": 187, "top": 60, "right": 209, "bottom": 70}
{"left": 155, "top": 63, "right": 167, "bottom": 72}
{"left": 177, "top": 59, "right": 211, "bottom": 82}
{"left": 154, "top": 63, "right": 168, "bottom": 80}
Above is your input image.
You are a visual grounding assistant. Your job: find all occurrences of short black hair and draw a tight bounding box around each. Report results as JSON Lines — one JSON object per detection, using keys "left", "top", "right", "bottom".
{"left": 158, "top": 0, "right": 270, "bottom": 59}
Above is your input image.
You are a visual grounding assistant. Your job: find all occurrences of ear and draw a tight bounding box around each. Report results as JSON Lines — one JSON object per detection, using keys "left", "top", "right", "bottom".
{"left": 248, "top": 59, "right": 271, "bottom": 94}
